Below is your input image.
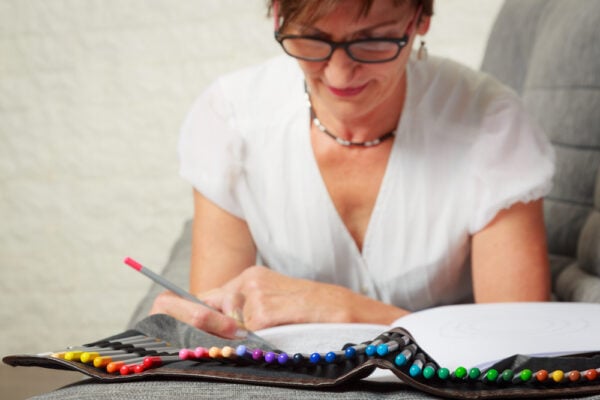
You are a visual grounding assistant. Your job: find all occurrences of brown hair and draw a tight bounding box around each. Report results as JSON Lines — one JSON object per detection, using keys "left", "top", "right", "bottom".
{"left": 268, "top": 0, "right": 434, "bottom": 32}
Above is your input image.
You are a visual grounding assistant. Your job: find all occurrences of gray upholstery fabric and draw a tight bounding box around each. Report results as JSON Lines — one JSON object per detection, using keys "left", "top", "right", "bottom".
{"left": 523, "top": 0, "right": 600, "bottom": 260}
{"left": 29, "top": 379, "right": 600, "bottom": 400}
{"left": 580, "top": 210, "right": 600, "bottom": 277}
{"left": 558, "top": 169, "right": 600, "bottom": 302}
{"left": 579, "top": 169, "right": 600, "bottom": 277}
{"left": 481, "top": 0, "right": 600, "bottom": 299}
{"left": 555, "top": 263, "right": 600, "bottom": 303}
{"left": 25, "top": 381, "right": 457, "bottom": 400}
{"left": 30, "top": 1, "right": 600, "bottom": 399}
{"left": 478, "top": 0, "right": 548, "bottom": 93}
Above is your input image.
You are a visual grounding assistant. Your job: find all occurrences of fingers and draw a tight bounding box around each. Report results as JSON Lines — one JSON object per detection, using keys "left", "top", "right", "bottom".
{"left": 149, "top": 267, "right": 300, "bottom": 335}
{"left": 218, "top": 266, "right": 294, "bottom": 330}
{"left": 150, "top": 291, "right": 244, "bottom": 339}
{"left": 200, "top": 290, "right": 246, "bottom": 326}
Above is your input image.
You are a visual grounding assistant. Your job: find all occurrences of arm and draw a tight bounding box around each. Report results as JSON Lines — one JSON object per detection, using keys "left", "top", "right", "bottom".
{"left": 471, "top": 199, "right": 551, "bottom": 302}
{"left": 150, "top": 189, "right": 257, "bottom": 337}
{"left": 189, "top": 189, "right": 257, "bottom": 294}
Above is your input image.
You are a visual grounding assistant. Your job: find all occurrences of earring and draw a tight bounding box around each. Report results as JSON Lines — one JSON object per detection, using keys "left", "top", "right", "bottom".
{"left": 417, "top": 40, "right": 428, "bottom": 61}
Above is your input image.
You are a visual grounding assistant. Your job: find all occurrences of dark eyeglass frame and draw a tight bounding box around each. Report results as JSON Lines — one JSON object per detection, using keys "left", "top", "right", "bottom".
{"left": 274, "top": 32, "right": 410, "bottom": 64}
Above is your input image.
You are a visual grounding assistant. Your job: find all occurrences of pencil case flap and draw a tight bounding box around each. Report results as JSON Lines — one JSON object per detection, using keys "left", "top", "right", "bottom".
{"left": 4, "top": 315, "right": 600, "bottom": 399}
{"left": 3, "top": 315, "right": 376, "bottom": 386}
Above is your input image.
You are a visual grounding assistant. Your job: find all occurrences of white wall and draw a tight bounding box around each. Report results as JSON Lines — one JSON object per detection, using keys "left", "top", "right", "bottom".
{"left": 0, "top": 0, "right": 503, "bottom": 356}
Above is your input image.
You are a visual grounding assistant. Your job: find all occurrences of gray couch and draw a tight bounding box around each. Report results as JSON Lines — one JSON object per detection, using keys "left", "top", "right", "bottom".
{"left": 480, "top": 0, "right": 600, "bottom": 303}
{"left": 31, "top": 0, "right": 600, "bottom": 399}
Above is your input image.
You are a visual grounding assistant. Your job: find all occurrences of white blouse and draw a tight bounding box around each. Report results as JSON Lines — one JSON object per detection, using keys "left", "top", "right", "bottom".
{"left": 179, "top": 54, "right": 555, "bottom": 311}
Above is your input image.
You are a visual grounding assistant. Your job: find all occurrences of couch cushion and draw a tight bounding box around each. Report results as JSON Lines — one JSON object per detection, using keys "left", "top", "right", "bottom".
{"left": 577, "top": 169, "right": 600, "bottom": 277}
{"left": 555, "top": 169, "right": 600, "bottom": 301}
{"left": 555, "top": 262, "right": 600, "bottom": 303}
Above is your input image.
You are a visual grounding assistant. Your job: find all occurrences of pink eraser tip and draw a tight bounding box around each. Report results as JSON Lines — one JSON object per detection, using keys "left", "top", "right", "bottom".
{"left": 124, "top": 257, "right": 142, "bottom": 271}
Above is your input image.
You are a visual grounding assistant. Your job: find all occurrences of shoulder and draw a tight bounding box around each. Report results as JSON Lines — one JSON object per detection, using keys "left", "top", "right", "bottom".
{"left": 406, "top": 54, "right": 535, "bottom": 148}
{"left": 184, "top": 55, "right": 304, "bottom": 133}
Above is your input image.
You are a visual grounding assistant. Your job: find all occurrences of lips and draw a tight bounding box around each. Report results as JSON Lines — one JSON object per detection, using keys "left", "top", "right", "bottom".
{"left": 327, "top": 83, "right": 368, "bottom": 98}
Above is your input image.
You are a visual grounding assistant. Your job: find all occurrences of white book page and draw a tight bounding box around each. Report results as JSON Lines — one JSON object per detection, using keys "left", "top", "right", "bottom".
{"left": 256, "top": 302, "right": 600, "bottom": 378}
{"left": 391, "top": 302, "right": 600, "bottom": 370}
{"left": 256, "top": 323, "right": 389, "bottom": 354}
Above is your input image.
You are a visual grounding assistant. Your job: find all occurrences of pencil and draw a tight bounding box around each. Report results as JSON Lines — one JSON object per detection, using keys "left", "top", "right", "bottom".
{"left": 123, "top": 257, "right": 267, "bottom": 344}
{"left": 125, "top": 257, "right": 203, "bottom": 305}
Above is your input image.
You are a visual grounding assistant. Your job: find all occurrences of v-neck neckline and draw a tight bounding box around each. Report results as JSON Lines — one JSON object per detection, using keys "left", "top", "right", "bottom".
{"left": 303, "top": 63, "right": 413, "bottom": 261}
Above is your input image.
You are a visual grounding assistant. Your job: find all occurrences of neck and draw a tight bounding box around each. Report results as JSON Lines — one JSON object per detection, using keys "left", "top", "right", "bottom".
{"left": 304, "top": 76, "right": 406, "bottom": 147}
{"left": 309, "top": 104, "right": 395, "bottom": 147}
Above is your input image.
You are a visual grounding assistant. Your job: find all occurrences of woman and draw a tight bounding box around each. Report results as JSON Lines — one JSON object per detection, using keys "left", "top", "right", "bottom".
{"left": 151, "top": 0, "right": 554, "bottom": 339}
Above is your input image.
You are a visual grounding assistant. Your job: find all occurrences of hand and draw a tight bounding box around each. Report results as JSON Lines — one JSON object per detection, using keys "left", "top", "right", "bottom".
{"left": 149, "top": 290, "right": 247, "bottom": 339}
{"left": 202, "top": 266, "right": 408, "bottom": 331}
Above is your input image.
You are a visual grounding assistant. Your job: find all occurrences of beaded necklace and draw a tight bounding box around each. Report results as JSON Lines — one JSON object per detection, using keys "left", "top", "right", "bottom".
{"left": 305, "top": 84, "right": 396, "bottom": 148}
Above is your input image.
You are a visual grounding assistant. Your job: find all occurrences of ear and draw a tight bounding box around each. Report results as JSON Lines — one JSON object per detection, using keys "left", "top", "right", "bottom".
{"left": 273, "top": 1, "right": 281, "bottom": 31}
{"left": 417, "top": 14, "right": 431, "bottom": 36}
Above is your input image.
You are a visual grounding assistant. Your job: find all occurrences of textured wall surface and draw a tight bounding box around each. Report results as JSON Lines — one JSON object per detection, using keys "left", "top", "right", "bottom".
{"left": 0, "top": 0, "right": 502, "bottom": 356}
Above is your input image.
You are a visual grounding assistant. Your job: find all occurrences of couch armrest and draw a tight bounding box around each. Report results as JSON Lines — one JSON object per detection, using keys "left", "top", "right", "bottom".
{"left": 555, "top": 168, "right": 600, "bottom": 302}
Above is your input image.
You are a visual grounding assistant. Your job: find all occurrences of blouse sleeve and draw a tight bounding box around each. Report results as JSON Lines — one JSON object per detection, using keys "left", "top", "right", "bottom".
{"left": 468, "top": 94, "right": 555, "bottom": 234}
{"left": 178, "top": 79, "right": 245, "bottom": 218}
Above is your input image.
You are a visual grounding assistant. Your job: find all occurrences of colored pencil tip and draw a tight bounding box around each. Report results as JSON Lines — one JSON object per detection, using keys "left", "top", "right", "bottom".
{"left": 124, "top": 257, "right": 142, "bottom": 271}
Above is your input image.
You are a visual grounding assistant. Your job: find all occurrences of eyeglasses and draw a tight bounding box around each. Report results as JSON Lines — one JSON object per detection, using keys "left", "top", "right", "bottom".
{"left": 274, "top": 32, "right": 409, "bottom": 63}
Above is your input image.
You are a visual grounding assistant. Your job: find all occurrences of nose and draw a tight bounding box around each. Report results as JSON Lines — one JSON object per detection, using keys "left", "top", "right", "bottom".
{"left": 323, "top": 46, "right": 357, "bottom": 86}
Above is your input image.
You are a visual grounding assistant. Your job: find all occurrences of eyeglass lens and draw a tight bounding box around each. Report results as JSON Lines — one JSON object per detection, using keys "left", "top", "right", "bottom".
{"left": 280, "top": 38, "right": 403, "bottom": 62}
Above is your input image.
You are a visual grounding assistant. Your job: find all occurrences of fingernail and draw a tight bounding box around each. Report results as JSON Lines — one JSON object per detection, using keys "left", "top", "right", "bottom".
{"left": 234, "top": 328, "right": 248, "bottom": 339}
{"left": 229, "top": 309, "right": 245, "bottom": 325}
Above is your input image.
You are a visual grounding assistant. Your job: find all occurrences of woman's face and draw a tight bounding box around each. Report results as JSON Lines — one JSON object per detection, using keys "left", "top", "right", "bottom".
{"left": 286, "top": 0, "right": 429, "bottom": 123}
